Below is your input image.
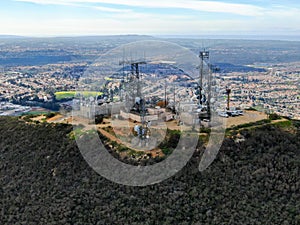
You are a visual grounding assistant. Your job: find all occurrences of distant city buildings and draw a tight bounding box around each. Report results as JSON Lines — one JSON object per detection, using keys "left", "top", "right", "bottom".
{"left": 0, "top": 60, "right": 299, "bottom": 120}
{"left": 218, "top": 62, "right": 300, "bottom": 119}
{"left": 0, "top": 63, "right": 83, "bottom": 102}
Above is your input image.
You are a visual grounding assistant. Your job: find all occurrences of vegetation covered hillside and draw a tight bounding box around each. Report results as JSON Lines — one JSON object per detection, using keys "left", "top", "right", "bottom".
{"left": 1, "top": 117, "right": 300, "bottom": 224}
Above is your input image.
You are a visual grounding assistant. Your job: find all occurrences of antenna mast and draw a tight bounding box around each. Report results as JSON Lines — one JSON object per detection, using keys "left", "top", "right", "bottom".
{"left": 119, "top": 59, "right": 148, "bottom": 139}
{"left": 199, "top": 50, "right": 209, "bottom": 105}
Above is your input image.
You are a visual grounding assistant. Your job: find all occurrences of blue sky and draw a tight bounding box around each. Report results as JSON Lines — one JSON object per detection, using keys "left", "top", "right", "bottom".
{"left": 1, "top": 0, "right": 300, "bottom": 36}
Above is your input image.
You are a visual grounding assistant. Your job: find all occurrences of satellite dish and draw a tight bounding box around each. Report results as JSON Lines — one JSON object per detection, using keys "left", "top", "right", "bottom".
{"left": 135, "top": 97, "right": 141, "bottom": 104}
{"left": 134, "top": 125, "right": 140, "bottom": 133}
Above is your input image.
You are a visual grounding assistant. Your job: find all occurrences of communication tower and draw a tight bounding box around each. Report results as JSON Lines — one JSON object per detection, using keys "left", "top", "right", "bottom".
{"left": 119, "top": 59, "right": 150, "bottom": 140}
{"left": 198, "top": 50, "right": 215, "bottom": 120}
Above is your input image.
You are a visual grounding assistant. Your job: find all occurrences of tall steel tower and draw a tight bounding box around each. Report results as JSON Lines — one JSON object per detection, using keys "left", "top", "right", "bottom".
{"left": 199, "top": 50, "right": 209, "bottom": 104}
{"left": 119, "top": 60, "right": 146, "bottom": 107}
{"left": 119, "top": 59, "right": 149, "bottom": 139}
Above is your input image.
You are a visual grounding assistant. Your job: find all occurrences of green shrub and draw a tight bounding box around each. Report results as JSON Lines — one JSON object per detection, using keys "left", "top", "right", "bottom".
{"left": 162, "top": 147, "right": 172, "bottom": 155}
{"left": 274, "top": 120, "right": 292, "bottom": 128}
{"left": 95, "top": 114, "right": 104, "bottom": 124}
{"left": 269, "top": 113, "right": 281, "bottom": 120}
{"left": 45, "top": 112, "right": 57, "bottom": 119}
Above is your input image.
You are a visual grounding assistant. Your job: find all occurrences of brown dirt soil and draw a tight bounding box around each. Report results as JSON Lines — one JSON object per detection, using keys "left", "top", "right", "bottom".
{"left": 226, "top": 110, "right": 267, "bottom": 128}
{"left": 31, "top": 115, "right": 46, "bottom": 121}
{"left": 47, "top": 114, "right": 64, "bottom": 122}
{"left": 98, "top": 128, "right": 163, "bottom": 157}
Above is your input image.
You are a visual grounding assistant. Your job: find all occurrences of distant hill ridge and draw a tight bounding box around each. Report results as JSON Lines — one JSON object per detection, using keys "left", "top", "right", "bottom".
{"left": 0, "top": 35, "right": 25, "bottom": 38}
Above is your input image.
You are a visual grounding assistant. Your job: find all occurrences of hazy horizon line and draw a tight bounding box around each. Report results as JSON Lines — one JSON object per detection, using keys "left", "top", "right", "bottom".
{"left": 0, "top": 34, "right": 299, "bottom": 41}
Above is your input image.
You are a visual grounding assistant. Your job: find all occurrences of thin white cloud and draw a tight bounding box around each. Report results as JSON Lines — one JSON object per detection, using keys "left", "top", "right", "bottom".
{"left": 265, "top": 5, "right": 300, "bottom": 17}
{"left": 14, "top": 0, "right": 132, "bottom": 13}
{"left": 9, "top": 0, "right": 300, "bottom": 36}
{"left": 15, "top": 0, "right": 74, "bottom": 6}
{"left": 15, "top": 0, "right": 265, "bottom": 16}
{"left": 3, "top": 12, "right": 300, "bottom": 36}
{"left": 93, "top": 6, "right": 131, "bottom": 13}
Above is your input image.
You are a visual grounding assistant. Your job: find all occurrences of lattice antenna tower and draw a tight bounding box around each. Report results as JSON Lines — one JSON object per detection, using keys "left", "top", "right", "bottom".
{"left": 199, "top": 50, "right": 210, "bottom": 106}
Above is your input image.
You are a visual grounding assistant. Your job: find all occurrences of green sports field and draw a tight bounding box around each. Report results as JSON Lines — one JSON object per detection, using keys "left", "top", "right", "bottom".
{"left": 55, "top": 91, "right": 103, "bottom": 100}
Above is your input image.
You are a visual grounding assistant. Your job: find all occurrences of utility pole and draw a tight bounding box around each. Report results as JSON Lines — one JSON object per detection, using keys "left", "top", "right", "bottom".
{"left": 173, "top": 83, "right": 176, "bottom": 112}
{"left": 207, "top": 64, "right": 214, "bottom": 118}
{"left": 226, "top": 87, "right": 231, "bottom": 110}
{"left": 164, "top": 79, "right": 167, "bottom": 108}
